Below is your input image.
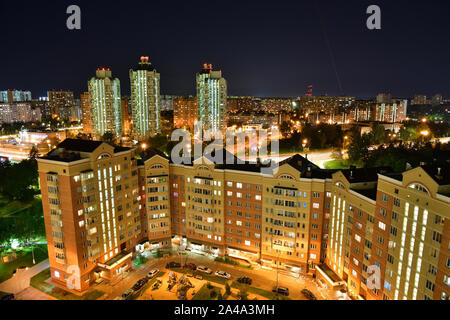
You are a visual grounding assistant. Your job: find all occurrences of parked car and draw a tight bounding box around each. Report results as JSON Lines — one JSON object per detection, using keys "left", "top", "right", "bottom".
{"left": 147, "top": 269, "right": 159, "bottom": 279}
{"left": 152, "top": 280, "right": 162, "bottom": 291}
{"left": 166, "top": 261, "right": 181, "bottom": 269}
{"left": 122, "top": 289, "right": 134, "bottom": 300}
{"left": 132, "top": 278, "right": 147, "bottom": 291}
{"left": 215, "top": 270, "right": 231, "bottom": 279}
{"left": 272, "top": 286, "right": 290, "bottom": 296}
{"left": 184, "top": 263, "right": 197, "bottom": 270}
{"left": 1, "top": 294, "right": 15, "bottom": 301}
{"left": 301, "top": 289, "right": 317, "bottom": 300}
{"left": 197, "top": 265, "right": 212, "bottom": 274}
{"left": 237, "top": 277, "right": 252, "bottom": 285}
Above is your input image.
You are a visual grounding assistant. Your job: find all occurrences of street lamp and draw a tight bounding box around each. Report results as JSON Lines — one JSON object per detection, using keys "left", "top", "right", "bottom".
{"left": 141, "top": 143, "right": 148, "bottom": 151}
{"left": 302, "top": 139, "right": 308, "bottom": 159}
{"left": 420, "top": 130, "right": 430, "bottom": 143}
{"left": 343, "top": 136, "right": 348, "bottom": 149}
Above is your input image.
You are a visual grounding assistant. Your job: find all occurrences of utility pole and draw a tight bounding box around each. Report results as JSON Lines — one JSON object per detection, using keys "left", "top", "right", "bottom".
{"left": 32, "top": 243, "right": 36, "bottom": 265}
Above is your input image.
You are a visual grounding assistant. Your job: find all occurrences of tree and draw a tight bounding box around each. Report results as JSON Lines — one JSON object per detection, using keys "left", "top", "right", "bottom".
{"left": 347, "top": 132, "right": 371, "bottom": 164}
{"left": 101, "top": 132, "right": 117, "bottom": 145}
{"left": 0, "top": 159, "right": 38, "bottom": 201}
{"left": 332, "top": 148, "right": 343, "bottom": 160}
{"left": 280, "top": 121, "right": 292, "bottom": 138}
{"left": 371, "top": 123, "right": 387, "bottom": 145}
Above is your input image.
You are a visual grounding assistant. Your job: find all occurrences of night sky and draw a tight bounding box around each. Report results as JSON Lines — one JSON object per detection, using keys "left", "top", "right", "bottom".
{"left": 1, "top": 0, "right": 450, "bottom": 99}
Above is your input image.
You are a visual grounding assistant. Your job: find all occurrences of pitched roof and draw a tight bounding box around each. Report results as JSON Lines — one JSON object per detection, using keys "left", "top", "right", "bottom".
{"left": 421, "top": 164, "right": 450, "bottom": 186}
{"left": 57, "top": 139, "right": 104, "bottom": 153}
{"left": 339, "top": 167, "right": 392, "bottom": 183}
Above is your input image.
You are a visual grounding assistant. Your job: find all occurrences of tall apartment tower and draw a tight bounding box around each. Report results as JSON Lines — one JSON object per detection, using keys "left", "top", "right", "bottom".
{"left": 129, "top": 57, "right": 161, "bottom": 140}
{"left": 196, "top": 64, "right": 227, "bottom": 133}
{"left": 88, "top": 68, "right": 122, "bottom": 138}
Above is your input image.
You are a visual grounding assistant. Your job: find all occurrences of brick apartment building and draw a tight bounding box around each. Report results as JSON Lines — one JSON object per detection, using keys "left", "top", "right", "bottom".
{"left": 37, "top": 139, "right": 450, "bottom": 300}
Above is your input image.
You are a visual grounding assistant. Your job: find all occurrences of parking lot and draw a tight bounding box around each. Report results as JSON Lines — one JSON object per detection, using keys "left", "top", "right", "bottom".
{"left": 105, "top": 250, "right": 331, "bottom": 301}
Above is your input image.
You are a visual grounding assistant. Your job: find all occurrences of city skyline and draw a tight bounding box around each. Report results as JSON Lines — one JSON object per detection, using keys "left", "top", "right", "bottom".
{"left": 1, "top": 0, "right": 450, "bottom": 98}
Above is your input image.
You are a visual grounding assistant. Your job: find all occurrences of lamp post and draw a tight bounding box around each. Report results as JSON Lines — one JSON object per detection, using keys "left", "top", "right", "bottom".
{"left": 343, "top": 136, "right": 348, "bottom": 150}
{"left": 420, "top": 130, "right": 430, "bottom": 143}
{"left": 271, "top": 233, "right": 280, "bottom": 299}
{"left": 32, "top": 244, "right": 35, "bottom": 265}
{"left": 302, "top": 139, "right": 308, "bottom": 159}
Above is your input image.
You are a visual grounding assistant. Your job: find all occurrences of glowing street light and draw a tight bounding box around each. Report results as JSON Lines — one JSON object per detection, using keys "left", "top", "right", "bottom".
{"left": 141, "top": 143, "right": 148, "bottom": 150}
{"left": 420, "top": 130, "right": 430, "bottom": 137}
{"left": 302, "top": 139, "right": 309, "bottom": 159}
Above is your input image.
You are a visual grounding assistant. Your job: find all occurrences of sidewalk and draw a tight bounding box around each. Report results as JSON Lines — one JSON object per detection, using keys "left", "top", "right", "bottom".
{"left": 0, "top": 259, "right": 49, "bottom": 294}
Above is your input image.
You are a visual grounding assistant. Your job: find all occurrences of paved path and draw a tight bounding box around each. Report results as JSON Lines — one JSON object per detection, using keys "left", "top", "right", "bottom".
{"left": 15, "top": 286, "right": 56, "bottom": 300}
{"left": 0, "top": 259, "right": 49, "bottom": 294}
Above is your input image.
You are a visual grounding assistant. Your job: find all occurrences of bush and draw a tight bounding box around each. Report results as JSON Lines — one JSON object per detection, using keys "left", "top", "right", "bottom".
{"left": 225, "top": 282, "right": 231, "bottom": 295}
{"left": 210, "top": 290, "right": 217, "bottom": 298}
{"left": 206, "top": 282, "right": 213, "bottom": 290}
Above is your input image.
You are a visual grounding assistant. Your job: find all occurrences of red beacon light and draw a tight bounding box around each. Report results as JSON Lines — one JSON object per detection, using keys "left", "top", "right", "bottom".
{"left": 141, "top": 56, "right": 149, "bottom": 62}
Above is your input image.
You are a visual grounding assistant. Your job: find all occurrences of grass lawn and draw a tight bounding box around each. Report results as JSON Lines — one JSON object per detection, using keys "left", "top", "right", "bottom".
{"left": 133, "top": 255, "right": 148, "bottom": 268}
{"left": 192, "top": 283, "right": 221, "bottom": 300}
{"left": 0, "top": 244, "right": 48, "bottom": 283}
{"left": 30, "top": 268, "right": 104, "bottom": 300}
{"left": 0, "top": 200, "right": 31, "bottom": 218}
{"left": 323, "top": 160, "right": 351, "bottom": 170}
{"left": 231, "top": 282, "right": 290, "bottom": 300}
{"left": 153, "top": 250, "right": 173, "bottom": 259}
{"left": 214, "top": 256, "right": 252, "bottom": 269}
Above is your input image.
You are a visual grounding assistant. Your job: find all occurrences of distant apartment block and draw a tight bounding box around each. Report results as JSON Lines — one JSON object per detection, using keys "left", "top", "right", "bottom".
{"left": 0, "top": 102, "right": 41, "bottom": 124}
{"left": 411, "top": 95, "right": 428, "bottom": 105}
{"left": 0, "top": 89, "right": 32, "bottom": 103}
{"left": 173, "top": 96, "right": 197, "bottom": 130}
{"left": 374, "top": 100, "right": 408, "bottom": 123}
{"left": 48, "top": 90, "right": 75, "bottom": 119}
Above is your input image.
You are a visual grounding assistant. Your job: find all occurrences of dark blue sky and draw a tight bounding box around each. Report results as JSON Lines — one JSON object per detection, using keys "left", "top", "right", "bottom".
{"left": 1, "top": 0, "right": 450, "bottom": 99}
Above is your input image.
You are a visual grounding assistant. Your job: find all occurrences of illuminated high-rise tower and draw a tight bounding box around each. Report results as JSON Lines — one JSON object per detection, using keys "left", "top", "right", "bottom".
{"left": 129, "top": 57, "right": 161, "bottom": 140}
{"left": 88, "top": 68, "right": 122, "bottom": 138}
{"left": 196, "top": 63, "right": 227, "bottom": 133}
